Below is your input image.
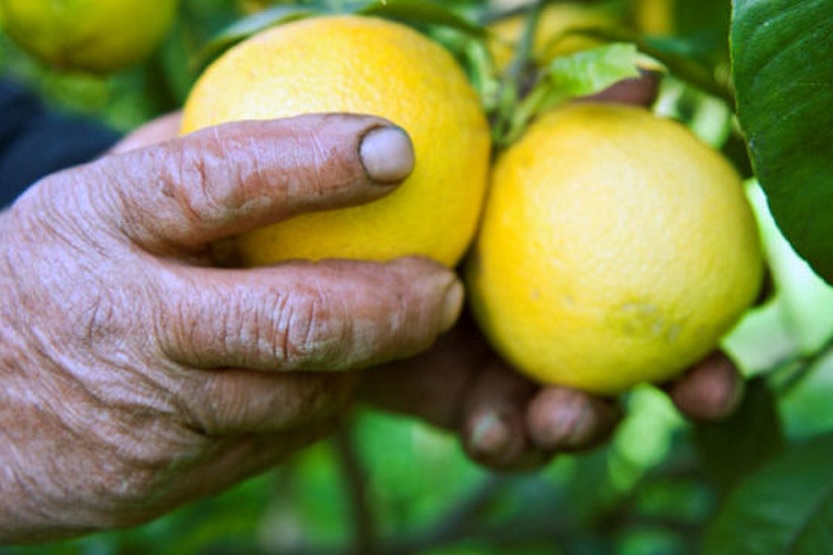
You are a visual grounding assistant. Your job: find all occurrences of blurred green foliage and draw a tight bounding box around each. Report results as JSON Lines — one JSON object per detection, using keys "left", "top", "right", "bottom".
{"left": 2, "top": 0, "right": 833, "bottom": 553}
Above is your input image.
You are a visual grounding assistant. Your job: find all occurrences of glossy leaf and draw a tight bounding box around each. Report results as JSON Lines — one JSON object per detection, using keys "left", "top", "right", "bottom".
{"left": 194, "top": 6, "right": 318, "bottom": 70}
{"left": 703, "top": 432, "right": 833, "bottom": 554}
{"left": 501, "top": 42, "right": 642, "bottom": 145}
{"left": 732, "top": 0, "right": 833, "bottom": 284}
{"left": 542, "top": 42, "right": 643, "bottom": 103}
{"left": 570, "top": 26, "right": 732, "bottom": 102}
{"left": 358, "top": 0, "right": 484, "bottom": 37}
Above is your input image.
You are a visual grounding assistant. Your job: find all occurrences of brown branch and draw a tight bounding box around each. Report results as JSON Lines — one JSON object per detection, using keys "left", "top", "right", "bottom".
{"left": 332, "top": 417, "right": 379, "bottom": 555}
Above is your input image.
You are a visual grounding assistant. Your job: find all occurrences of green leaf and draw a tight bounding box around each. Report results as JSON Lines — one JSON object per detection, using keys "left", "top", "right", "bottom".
{"left": 358, "top": 0, "right": 485, "bottom": 37}
{"left": 193, "top": 6, "right": 318, "bottom": 71}
{"left": 702, "top": 432, "right": 833, "bottom": 555}
{"left": 567, "top": 26, "right": 733, "bottom": 103}
{"left": 542, "top": 42, "right": 643, "bottom": 104}
{"left": 693, "top": 377, "right": 785, "bottom": 495}
{"left": 501, "top": 42, "right": 642, "bottom": 145}
{"left": 662, "top": 0, "right": 732, "bottom": 66}
{"left": 731, "top": 0, "right": 833, "bottom": 285}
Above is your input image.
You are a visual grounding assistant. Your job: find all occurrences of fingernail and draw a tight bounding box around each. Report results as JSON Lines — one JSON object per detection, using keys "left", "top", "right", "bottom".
{"left": 359, "top": 126, "right": 415, "bottom": 184}
{"left": 440, "top": 279, "right": 464, "bottom": 333}
{"left": 528, "top": 388, "right": 620, "bottom": 451}
{"left": 470, "top": 411, "right": 512, "bottom": 456}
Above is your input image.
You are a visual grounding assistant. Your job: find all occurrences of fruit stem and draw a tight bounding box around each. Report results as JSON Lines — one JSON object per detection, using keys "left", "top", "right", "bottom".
{"left": 768, "top": 332, "right": 833, "bottom": 395}
{"left": 491, "top": 0, "right": 545, "bottom": 147}
{"left": 333, "top": 417, "right": 379, "bottom": 555}
{"left": 501, "top": 76, "right": 551, "bottom": 146}
{"left": 464, "top": 36, "right": 502, "bottom": 114}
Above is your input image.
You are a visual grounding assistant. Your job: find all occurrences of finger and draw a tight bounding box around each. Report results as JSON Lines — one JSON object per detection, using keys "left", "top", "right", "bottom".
{"left": 361, "top": 320, "right": 554, "bottom": 471}
{"left": 109, "top": 112, "right": 184, "bottom": 154}
{"left": 526, "top": 387, "right": 622, "bottom": 452}
{"left": 75, "top": 114, "right": 414, "bottom": 254}
{"left": 358, "top": 321, "right": 490, "bottom": 429}
{"left": 158, "top": 256, "right": 463, "bottom": 372}
{"left": 459, "top": 360, "right": 546, "bottom": 470}
{"left": 177, "top": 370, "right": 356, "bottom": 436}
{"left": 664, "top": 351, "right": 744, "bottom": 422}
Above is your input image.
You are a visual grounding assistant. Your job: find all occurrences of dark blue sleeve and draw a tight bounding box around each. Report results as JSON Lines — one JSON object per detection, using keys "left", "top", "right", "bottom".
{"left": 0, "top": 80, "right": 122, "bottom": 208}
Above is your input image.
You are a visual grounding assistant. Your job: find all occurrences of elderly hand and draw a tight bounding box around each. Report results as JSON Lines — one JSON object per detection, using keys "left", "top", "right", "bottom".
{"left": 0, "top": 96, "right": 745, "bottom": 543}
{"left": 362, "top": 72, "right": 745, "bottom": 471}
{"left": 361, "top": 316, "right": 743, "bottom": 471}
{"left": 0, "top": 114, "right": 462, "bottom": 542}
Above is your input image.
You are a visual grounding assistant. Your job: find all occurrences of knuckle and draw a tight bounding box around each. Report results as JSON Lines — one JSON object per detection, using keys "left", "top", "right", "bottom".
{"left": 175, "top": 142, "right": 238, "bottom": 230}
{"left": 273, "top": 285, "right": 351, "bottom": 369}
{"left": 185, "top": 281, "right": 350, "bottom": 370}
{"left": 152, "top": 132, "right": 247, "bottom": 239}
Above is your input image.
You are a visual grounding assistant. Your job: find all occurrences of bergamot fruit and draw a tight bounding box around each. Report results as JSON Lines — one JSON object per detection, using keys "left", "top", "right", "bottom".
{"left": 466, "top": 102, "right": 763, "bottom": 394}
{"left": 180, "top": 15, "right": 491, "bottom": 267}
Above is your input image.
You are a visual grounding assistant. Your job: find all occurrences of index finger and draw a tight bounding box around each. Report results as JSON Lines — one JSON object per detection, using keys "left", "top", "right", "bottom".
{"left": 61, "top": 114, "right": 414, "bottom": 255}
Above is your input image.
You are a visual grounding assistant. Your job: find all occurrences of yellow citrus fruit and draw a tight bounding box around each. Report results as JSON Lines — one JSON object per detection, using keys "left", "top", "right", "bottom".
{"left": 181, "top": 15, "right": 490, "bottom": 267}
{"left": 466, "top": 103, "right": 763, "bottom": 395}
{"left": 631, "top": 0, "right": 675, "bottom": 36}
{"left": 0, "top": 0, "right": 178, "bottom": 73}
{"left": 488, "top": 2, "right": 614, "bottom": 71}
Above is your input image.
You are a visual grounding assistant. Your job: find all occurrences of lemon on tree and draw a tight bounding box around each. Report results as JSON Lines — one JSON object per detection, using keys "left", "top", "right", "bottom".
{"left": 631, "top": 0, "right": 676, "bottom": 36}
{"left": 181, "top": 15, "right": 490, "bottom": 268}
{"left": 466, "top": 103, "right": 763, "bottom": 395}
{"left": 487, "top": 1, "right": 616, "bottom": 72}
{"left": 0, "top": 0, "right": 178, "bottom": 73}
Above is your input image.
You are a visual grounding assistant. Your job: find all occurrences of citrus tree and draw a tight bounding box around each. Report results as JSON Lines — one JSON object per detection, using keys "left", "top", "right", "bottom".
{"left": 0, "top": 0, "right": 832, "bottom": 554}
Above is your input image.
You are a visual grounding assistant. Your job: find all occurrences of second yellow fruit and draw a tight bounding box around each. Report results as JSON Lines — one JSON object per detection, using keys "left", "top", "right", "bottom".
{"left": 488, "top": 2, "right": 614, "bottom": 71}
{"left": 466, "top": 103, "right": 763, "bottom": 395}
{"left": 181, "top": 15, "right": 491, "bottom": 267}
{"left": 0, "top": 0, "right": 178, "bottom": 73}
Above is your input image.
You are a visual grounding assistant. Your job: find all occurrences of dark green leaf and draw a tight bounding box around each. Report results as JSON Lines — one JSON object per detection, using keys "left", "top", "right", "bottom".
{"left": 722, "top": 129, "right": 756, "bottom": 179}
{"left": 732, "top": 0, "right": 833, "bottom": 284}
{"left": 702, "top": 431, "right": 833, "bottom": 555}
{"left": 667, "top": 0, "right": 731, "bottom": 65}
{"left": 358, "top": 0, "right": 484, "bottom": 37}
{"left": 193, "top": 6, "right": 318, "bottom": 71}
{"left": 693, "top": 377, "right": 785, "bottom": 495}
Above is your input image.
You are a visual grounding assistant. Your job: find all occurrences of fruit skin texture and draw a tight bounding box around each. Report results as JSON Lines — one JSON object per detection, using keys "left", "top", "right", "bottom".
{"left": 181, "top": 15, "right": 491, "bottom": 268}
{"left": 466, "top": 103, "right": 764, "bottom": 395}
{"left": 0, "top": 0, "right": 178, "bottom": 73}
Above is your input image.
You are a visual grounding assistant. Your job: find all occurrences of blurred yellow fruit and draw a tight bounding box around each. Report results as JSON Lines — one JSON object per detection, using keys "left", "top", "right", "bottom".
{"left": 0, "top": 0, "right": 178, "bottom": 73}
{"left": 181, "top": 15, "right": 490, "bottom": 267}
{"left": 488, "top": 2, "right": 615, "bottom": 71}
{"left": 466, "top": 103, "right": 763, "bottom": 394}
{"left": 632, "top": 0, "right": 675, "bottom": 36}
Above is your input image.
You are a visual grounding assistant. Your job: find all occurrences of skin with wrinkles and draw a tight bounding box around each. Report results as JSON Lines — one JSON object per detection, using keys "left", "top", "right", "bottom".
{"left": 0, "top": 114, "right": 462, "bottom": 541}
{"left": 0, "top": 84, "right": 744, "bottom": 542}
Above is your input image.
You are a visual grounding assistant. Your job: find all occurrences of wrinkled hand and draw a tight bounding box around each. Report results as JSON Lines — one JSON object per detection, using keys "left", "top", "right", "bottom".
{"left": 363, "top": 72, "right": 745, "bottom": 471}
{"left": 362, "top": 320, "right": 744, "bottom": 471}
{"left": 0, "top": 114, "right": 462, "bottom": 542}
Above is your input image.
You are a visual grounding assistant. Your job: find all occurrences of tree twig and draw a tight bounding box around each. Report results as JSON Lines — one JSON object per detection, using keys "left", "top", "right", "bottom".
{"left": 333, "top": 417, "right": 379, "bottom": 555}
{"left": 768, "top": 332, "right": 833, "bottom": 394}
